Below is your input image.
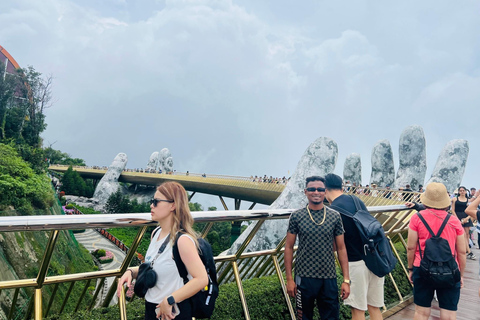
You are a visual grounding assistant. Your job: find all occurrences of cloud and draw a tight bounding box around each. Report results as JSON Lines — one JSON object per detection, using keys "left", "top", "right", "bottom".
{"left": 1, "top": 0, "right": 480, "bottom": 192}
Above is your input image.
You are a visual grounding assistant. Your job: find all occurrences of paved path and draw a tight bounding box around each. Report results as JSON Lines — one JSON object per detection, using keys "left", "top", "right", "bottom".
{"left": 74, "top": 229, "right": 127, "bottom": 306}
{"left": 386, "top": 245, "right": 480, "bottom": 319}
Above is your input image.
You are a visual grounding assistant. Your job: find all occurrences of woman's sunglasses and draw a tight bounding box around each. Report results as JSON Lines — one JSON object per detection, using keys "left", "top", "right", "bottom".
{"left": 150, "top": 198, "right": 174, "bottom": 207}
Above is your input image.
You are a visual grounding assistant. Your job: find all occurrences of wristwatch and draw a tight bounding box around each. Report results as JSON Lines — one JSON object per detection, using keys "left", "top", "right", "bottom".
{"left": 167, "top": 296, "right": 175, "bottom": 305}
{"left": 343, "top": 279, "right": 351, "bottom": 285}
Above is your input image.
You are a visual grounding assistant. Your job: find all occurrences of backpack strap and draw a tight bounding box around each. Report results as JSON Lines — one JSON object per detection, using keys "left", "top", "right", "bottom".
{"left": 416, "top": 213, "right": 436, "bottom": 238}
{"left": 172, "top": 231, "right": 189, "bottom": 284}
{"left": 329, "top": 204, "right": 354, "bottom": 217}
{"left": 351, "top": 195, "right": 363, "bottom": 212}
{"left": 416, "top": 213, "right": 452, "bottom": 259}
{"left": 435, "top": 214, "right": 451, "bottom": 237}
{"left": 151, "top": 226, "right": 161, "bottom": 240}
{"left": 329, "top": 195, "right": 360, "bottom": 217}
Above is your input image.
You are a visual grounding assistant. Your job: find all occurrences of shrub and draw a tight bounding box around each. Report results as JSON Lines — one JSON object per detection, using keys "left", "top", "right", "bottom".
{"left": 92, "top": 249, "right": 106, "bottom": 258}
{"left": 98, "top": 251, "right": 114, "bottom": 264}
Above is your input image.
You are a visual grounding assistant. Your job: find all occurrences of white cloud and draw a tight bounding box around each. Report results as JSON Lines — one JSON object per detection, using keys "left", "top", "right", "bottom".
{"left": 1, "top": 0, "right": 479, "bottom": 191}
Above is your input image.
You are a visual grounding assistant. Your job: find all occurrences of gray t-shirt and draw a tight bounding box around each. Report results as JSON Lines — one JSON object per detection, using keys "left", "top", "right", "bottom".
{"left": 287, "top": 206, "right": 344, "bottom": 279}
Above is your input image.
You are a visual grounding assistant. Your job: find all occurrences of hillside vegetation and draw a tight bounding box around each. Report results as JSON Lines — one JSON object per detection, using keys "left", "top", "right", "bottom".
{"left": 0, "top": 143, "right": 54, "bottom": 213}
{"left": 0, "top": 144, "right": 97, "bottom": 319}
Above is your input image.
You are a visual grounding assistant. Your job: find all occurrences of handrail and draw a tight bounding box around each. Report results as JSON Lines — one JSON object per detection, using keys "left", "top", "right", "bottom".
{"left": 0, "top": 204, "right": 414, "bottom": 320}
{"left": 0, "top": 206, "right": 408, "bottom": 232}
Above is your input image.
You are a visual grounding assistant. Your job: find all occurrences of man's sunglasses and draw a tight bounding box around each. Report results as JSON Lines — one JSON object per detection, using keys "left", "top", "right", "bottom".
{"left": 306, "top": 187, "right": 326, "bottom": 192}
{"left": 150, "top": 198, "right": 174, "bottom": 207}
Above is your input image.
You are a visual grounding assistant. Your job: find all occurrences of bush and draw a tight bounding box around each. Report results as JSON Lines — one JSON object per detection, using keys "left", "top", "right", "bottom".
{"left": 0, "top": 143, "right": 55, "bottom": 211}
{"left": 92, "top": 249, "right": 106, "bottom": 258}
{"left": 65, "top": 204, "right": 75, "bottom": 209}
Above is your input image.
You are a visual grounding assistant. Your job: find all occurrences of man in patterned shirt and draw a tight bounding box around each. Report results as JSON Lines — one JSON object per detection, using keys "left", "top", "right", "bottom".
{"left": 285, "top": 176, "right": 351, "bottom": 320}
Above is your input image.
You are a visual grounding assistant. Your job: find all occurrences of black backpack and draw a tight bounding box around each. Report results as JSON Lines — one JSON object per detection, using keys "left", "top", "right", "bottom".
{"left": 416, "top": 213, "right": 460, "bottom": 288}
{"left": 331, "top": 195, "right": 397, "bottom": 277}
{"left": 172, "top": 232, "right": 219, "bottom": 319}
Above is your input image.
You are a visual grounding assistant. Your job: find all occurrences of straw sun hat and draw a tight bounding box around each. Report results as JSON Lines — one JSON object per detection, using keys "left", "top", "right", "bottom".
{"left": 420, "top": 182, "right": 451, "bottom": 209}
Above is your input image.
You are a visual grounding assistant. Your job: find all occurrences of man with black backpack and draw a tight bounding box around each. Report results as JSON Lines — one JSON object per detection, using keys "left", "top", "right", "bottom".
{"left": 325, "top": 174, "right": 386, "bottom": 320}
{"left": 407, "top": 182, "right": 466, "bottom": 319}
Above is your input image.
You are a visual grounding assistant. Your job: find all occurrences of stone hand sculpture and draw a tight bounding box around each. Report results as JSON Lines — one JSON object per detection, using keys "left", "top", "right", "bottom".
{"left": 92, "top": 153, "right": 128, "bottom": 206}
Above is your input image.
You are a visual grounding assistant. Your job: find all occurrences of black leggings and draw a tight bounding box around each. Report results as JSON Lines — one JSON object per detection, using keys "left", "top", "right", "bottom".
{"left": 144, "top": 299, "right": 192, "bottom": 320}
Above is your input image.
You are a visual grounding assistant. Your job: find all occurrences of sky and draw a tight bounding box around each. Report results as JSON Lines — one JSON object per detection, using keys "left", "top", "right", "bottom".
{"left": 1, "top": 0, "right": 480, "bottom": 208}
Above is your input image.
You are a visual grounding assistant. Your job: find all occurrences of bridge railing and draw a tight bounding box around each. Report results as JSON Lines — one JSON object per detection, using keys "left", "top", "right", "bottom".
{"left": 0, "top": 205, "right": 415, "bottom": 320}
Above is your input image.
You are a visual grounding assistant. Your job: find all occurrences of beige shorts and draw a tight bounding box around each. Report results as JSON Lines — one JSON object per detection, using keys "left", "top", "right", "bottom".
{"left": 344, "top": 260, "right": 384, "bottom": 311}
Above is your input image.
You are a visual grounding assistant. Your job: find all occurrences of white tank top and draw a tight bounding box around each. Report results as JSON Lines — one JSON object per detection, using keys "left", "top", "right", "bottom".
{"left": 144, "top": 229, "right": 194, "bottom": 304}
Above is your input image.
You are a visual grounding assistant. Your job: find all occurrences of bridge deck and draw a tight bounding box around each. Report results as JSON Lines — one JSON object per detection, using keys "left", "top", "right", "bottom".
{"left": 386, "top": 245, "right": 480, "bottom": 320}
{"left": 49, "top": 166, "right": 285, "bottom": 205}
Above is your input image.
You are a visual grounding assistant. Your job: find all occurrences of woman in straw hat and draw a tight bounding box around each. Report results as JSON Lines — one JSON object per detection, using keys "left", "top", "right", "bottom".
{"left": 406, "top": 182, "right": 466, "bottom": 320}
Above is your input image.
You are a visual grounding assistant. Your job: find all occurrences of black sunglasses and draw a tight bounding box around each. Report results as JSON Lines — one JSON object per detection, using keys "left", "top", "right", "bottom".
{"left": 306, "top": 187, "right": 326, "bottom": 192}
{"left": 150, "top": 198, "right": 174, "bottom": 207}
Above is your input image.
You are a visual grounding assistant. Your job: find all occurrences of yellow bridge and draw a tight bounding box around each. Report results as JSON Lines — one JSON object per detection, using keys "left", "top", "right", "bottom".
{"left": 48, "top": 165, "right": 285, "bottom": 206}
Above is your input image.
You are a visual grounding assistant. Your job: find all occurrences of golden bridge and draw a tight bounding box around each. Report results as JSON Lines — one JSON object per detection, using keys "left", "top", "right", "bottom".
{"left": 48, "top": 165, "right": 285, "bottom": 207}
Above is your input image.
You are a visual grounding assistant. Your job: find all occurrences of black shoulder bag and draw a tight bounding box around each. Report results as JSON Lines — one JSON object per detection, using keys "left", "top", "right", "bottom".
{"left": 134, "top": 232, "right": 170, "bottom": 298}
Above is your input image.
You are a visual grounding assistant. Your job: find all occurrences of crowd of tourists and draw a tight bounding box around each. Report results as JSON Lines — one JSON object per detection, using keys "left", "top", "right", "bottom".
{"left": 110, "top": 169, "right": 478, "bottom": 320}
{"left": 250, "top": 175, "right": 290, "bottom": 184}
{"left": 284, "top": 174, "right": 479, "bottom": 320}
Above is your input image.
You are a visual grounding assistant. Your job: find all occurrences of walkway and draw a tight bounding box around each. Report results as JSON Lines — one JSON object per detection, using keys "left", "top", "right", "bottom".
{"left": 74, "top": 229, "right": 126, "bottom": 306}
{"left": 386, "top": 245, "right": 480, "bottom": 320}
{"left": 49, "top": 165, "right": 284, "bottom": 205}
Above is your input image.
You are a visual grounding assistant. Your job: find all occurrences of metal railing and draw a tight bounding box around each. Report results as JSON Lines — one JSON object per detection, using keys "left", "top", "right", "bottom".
{"left": 0, "top": 203, "right": 416, "bottom": 320}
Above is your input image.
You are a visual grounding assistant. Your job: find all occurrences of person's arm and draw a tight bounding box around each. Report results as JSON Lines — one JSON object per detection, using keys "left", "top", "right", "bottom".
{"left": 406, "top": 228, "right": 418, "bottom": 284}
{"left": 405, "top": 202, "right": 425, "bottom": 212}
{"left": 284, "top": 232, "right": 297, "bottom": 298}
{"left": 335, "top": 234, "right": 350, "bottom": 299}
{"left": 116, "top": 266, "right": 139, "bottom": 297}
{"left": 157, "top": 236, "right": 208, "bottom": 319}
{"left": 451, "top": 198, "right": 457, "bottom": 217}
{"left": 466, "top": 190, "right": 480, "bottom": 220}
{"left": 455, "top": 233, "right": 467, "bottom": 288}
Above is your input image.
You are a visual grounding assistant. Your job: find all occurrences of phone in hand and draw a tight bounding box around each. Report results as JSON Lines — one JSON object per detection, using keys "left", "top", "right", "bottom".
{"left": 171, "top": 303, "right": 180, "bottom": 317}
{"left": 155, "top": 303, "right": 180, "bottom": 319}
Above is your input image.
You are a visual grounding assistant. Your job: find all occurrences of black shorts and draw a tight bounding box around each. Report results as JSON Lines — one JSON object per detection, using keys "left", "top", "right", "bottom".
{"left": 412, "top": 267, "right": 461, "bottom": 311}
{"left": 295, "top": 276, "right": 339, "bottom": 320}
{"left": 145, "top": 299, "right": 192, "bottom": 320}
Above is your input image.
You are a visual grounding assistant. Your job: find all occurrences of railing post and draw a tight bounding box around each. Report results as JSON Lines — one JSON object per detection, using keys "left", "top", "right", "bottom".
{"left": 37, "top": 230, "right": 60, "bottom": 287}
{"left": 232, "top": 261, "right": 250, "bottom": 320}
{"left": 118, "top": 280, "right": 127, "bottom": 320}
{"left": 272, "top": 255, "right": 295, "bottom": 320}
{"left": 102, "top": 226, "right": 148, "bottom": 308}
{"left": 34, "top": 288, "right": 42, "bottom": 320}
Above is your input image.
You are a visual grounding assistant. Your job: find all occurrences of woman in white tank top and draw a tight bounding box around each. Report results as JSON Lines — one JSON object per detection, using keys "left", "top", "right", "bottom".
{"left": 117, "top": 182, "right": 208, "bottom": 320}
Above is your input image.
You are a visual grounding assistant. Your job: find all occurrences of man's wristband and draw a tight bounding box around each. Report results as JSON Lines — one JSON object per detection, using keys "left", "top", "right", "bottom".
{"left": 408, "top": 267, "right": 413, "bottom": 271}
{"left": 127, "top": 269, "right": 134, "bottom": 277}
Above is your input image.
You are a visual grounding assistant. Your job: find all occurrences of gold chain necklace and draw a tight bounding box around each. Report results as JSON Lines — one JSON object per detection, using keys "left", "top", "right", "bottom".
{"left": 306, "top": 206, "right": 327, "bottom": 226}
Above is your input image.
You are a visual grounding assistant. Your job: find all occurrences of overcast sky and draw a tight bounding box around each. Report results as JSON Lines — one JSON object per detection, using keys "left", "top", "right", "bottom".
{"left": 2, "top": 0, "right": 480, "bottom": 208}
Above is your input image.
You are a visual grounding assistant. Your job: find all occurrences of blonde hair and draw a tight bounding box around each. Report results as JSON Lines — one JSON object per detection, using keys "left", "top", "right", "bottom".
{"left": 156, "top": 182, "right": 199, "bottom": 248}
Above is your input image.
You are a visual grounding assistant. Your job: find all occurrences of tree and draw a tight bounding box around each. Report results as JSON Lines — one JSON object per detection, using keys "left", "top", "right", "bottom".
{"left": 0, "top": 64, "right": 51, "bottom": 147}
{"left": 60, "top": 165, "right": 93, "bottom": 197}
{"left": 104, "top": 190, "right": 150, "bottom": 214}
{"left": 0, "top": 63, "right": 53, "bottom": 172}
{"left": 60, "top": 166, "right": 76, "bottom": 195}
{"left": 104, "top": 189, "right": 124, "bottom": 214}
{"left": 44, "top": 147, "right": 86, "bottom": 166}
